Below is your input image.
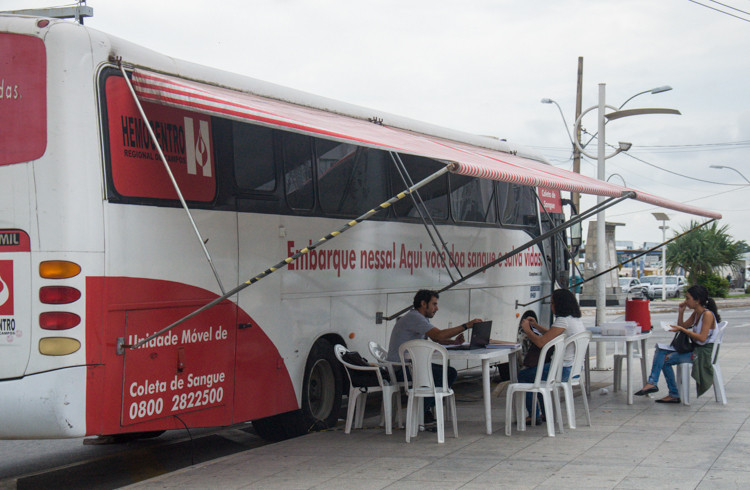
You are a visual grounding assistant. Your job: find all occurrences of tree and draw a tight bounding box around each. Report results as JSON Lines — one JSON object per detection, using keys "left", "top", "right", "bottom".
{"left": 666, "top": 220, "right": 742, "bottom": 285}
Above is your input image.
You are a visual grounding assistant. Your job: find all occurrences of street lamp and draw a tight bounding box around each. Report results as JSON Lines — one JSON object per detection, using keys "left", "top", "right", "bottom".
{"left": 710, "top": 164, "right": 750, "bottom": 184}
{"left": 652, "top": 212, "right": 670, "bottom": 301}
{"left": 572, "top": 83, "right": 680, "bottom": 368}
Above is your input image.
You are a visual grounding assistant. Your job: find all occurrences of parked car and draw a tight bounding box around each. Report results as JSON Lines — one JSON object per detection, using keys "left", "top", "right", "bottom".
{"left": 619, "top": 277, "right": 643, "bottom": 298}
{"left": 640, "top": 275, "right": 687, "bottom": 299}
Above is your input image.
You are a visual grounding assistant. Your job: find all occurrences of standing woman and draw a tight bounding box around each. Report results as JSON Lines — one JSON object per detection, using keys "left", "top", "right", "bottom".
{"left": 635, "top": 284, "right": 719, "bottom": 403}
{"left": 518, "top": 289, "right": 585, "bottom": 422}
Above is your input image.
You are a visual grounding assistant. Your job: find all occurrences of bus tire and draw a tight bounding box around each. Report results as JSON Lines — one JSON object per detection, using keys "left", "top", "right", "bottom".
{"left": 301, "top": 338, "right": 342, "bottom": 431}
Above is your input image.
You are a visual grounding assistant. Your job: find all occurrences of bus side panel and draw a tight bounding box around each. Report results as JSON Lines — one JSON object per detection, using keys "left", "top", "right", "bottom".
{"left": 85, "top": 277, "right": 296, "bottom": 435}
{"left": 233, "top": 307, "right": 299, "bottom": 422}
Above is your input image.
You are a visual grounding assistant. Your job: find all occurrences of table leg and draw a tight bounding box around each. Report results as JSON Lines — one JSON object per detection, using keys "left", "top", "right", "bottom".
{"left": 640, "top": 338, "right": 648, "bottom": 386}
{"left": 584, "top": 345, "right": 591, "bottom": 396}
{"left": 627, "top": 340, "right": 634, "bottom": 405}
{"left": 482, "top": 358, "right": 492, "bottom": 434}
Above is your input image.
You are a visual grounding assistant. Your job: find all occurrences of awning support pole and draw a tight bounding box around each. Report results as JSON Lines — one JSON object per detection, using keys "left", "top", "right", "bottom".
{"left": 516, "top": 218, "right": 717, "bottom": 308}
{"left": 383, "top": 192, "right": 634, "bottom": 321}
{"left": 389, "top": 153, "right": 462, "bottom": 281}
{"left": 120, "top": 164, "right": 455, "bottom": 352}
{"left": 118, "top": 64, "right": 226, "bottom": 295}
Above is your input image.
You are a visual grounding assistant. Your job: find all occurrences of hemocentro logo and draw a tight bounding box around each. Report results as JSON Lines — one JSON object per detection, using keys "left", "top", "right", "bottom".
{"left": 0, "top": 261, "right": 13, "bottom": 316}
{"left": 184, "top": 117, "right": 212, "bottom": 177}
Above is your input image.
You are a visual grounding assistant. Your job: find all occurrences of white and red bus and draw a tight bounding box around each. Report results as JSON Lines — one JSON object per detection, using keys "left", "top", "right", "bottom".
{"left": 0, "top": 14, "right": 719, "bottom": 440}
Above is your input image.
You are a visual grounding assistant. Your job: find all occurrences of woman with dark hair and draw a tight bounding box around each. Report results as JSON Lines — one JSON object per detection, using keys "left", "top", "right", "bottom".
{"left": 517, "top": 289, "right": 585, "bottom": 422}
{"left": 636, "top": 284, "right": 720, "bottom": 403}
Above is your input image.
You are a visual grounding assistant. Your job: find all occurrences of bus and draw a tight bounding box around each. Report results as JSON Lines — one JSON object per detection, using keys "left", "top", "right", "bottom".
{"left": 0, "top": 14, "right": 719, "bottom": 441}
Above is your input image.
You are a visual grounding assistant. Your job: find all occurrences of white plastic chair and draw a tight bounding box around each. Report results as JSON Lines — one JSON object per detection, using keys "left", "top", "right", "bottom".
{"left": 555, "top": 331, "right": 592, "bottom": 430}
{"left": 368, "top": 341, "right": 404, "bottom": 431}
{"left": 676, "top": 320, "right": 728, "bottom": 406}
{"left": 398, "top": 339, "right": 457, "bottom": 443}
{"left": 505, "top": 334, "right": 565, "bottom": 437}
{"left": 334, "top": 344, "right": 400, "bottom": 435}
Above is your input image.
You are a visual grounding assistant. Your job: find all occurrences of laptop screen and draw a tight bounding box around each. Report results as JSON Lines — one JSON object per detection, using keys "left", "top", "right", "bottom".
{"left": 469, "top": 321, "right": 492, "bottom": 348}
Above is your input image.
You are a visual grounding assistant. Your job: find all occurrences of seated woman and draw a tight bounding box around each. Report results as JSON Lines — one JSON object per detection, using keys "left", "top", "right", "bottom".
{"left": 635, "top": 284, "right": 719, "bottom": 403}
{"left": 518, "top": 289, "right": 585, "bottom": 423}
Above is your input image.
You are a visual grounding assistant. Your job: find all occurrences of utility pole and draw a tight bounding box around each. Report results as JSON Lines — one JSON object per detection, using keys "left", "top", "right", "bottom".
{"left": 572, "top": 57, "right": 583, "bottom": 211}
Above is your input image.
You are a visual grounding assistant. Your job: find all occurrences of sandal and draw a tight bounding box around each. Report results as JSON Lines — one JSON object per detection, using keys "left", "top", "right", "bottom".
{"left": 655, "top": 396, "right": 681, "bottom": 404}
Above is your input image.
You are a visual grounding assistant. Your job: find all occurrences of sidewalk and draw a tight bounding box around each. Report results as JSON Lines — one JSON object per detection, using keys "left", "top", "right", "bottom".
{"left": 127, "top": 335, "right": 750, "bottom": 489}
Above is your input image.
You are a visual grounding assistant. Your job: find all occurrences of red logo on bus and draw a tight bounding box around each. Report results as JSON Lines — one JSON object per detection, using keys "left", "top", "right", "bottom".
{"left": 105, "top": 77, "right": 216, "bottom": 202}
{"left": 0, "top": 261, "right": 13, "bottom": 315}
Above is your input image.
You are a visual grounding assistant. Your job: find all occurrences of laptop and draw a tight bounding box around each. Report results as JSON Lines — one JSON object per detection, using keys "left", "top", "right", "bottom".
{"left": 452, "top": 320, "right": 492, "bottom": 350}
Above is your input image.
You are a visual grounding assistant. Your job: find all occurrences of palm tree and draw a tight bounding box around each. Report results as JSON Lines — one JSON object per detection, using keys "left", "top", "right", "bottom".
{"left": 666, "top": 221, "right": 742, "bottom": 285}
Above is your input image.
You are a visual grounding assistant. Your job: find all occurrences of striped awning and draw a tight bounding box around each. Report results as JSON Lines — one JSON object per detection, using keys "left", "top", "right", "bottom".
{"left": 130, "top": 69, "right": 720, "bottom": 219}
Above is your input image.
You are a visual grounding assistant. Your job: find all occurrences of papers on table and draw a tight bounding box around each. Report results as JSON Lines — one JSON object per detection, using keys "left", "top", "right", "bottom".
{"left": 656, "top": 342, "right": 676, "bottom": 351}
{"left": 486, "top": 342, "right": 521, "bottom": 349}
{"left": 660, "top": 321, "right": 675, "bottom": 332}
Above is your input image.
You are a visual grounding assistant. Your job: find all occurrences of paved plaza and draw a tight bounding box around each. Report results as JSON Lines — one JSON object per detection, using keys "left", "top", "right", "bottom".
{"left": 127, "top": 331, "right": 750, "bottom": 489}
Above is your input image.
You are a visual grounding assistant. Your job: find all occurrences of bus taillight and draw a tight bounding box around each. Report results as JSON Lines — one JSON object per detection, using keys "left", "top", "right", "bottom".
{"left": 39, "top": 286, "right": 81, "bottom": 304}
{"left": 39, "top": 260, "right": 81, "bottom": 279}
{"left": 39, "top": 338, "right": 81, "bottom": 356}
{"left": 39, "top": 312, "right": 81, "bottom": 330}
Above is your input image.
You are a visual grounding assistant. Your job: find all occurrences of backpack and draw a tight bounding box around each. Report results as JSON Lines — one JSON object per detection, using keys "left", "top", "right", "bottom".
{"left": 341, "top": 351, "right": 390, "bottom": 387}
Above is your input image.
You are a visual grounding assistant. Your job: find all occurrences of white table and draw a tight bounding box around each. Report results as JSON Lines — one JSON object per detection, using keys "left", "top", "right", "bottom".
{"left": 586, "top": 331, "right": 651, "bottom": 405}
{"left": 446, "top": 346, "right": 520, "bottom": 434}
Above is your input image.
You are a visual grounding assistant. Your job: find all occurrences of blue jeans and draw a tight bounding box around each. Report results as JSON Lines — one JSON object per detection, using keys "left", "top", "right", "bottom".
{"left": 517, "top": 363, "right": 571, "bottom": 418}
{"left": 648, "top": 347, "right": 694, "bottom": 397}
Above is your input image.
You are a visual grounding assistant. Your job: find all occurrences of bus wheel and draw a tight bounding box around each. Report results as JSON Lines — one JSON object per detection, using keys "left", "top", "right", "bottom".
{"left": 301, "top": 338, "right": 342, "bottom": 431}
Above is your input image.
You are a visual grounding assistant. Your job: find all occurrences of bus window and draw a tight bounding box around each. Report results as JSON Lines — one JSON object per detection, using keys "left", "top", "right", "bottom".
{"left": 449, "top": 175, "right": 497, "bottom": 223}
{"left": 233, "top": 123, "right": 276, "bottom": 192}
{"left": 281, "top": 132, "right": 314, "bottom": 210}
{"left": 316, "top": 140, "right": 389, "bottom": 217}
{"left": 498, "top": 182, "right": 537, "bottom": 228}
{"left": 391, "top": 155, "right": 449, "bottom": 221}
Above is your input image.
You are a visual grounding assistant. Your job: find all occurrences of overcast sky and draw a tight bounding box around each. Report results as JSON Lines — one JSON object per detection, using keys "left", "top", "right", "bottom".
{"left": 4, "top": 0, "right": 750, "bottom": 247}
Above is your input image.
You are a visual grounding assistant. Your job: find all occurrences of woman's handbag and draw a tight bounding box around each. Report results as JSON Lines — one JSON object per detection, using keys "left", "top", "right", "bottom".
{"left": 670, "top": 330, "right": 694, "bottom": 354}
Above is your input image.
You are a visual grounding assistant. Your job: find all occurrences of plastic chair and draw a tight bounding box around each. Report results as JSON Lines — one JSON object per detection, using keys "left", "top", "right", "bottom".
{"left": 398, "top": 339, "right": 457, "bottom": 443}
{"left": 368, "top": 341, "right": 404, "bottom": 431}
{"left": 555, "top": 331, "right": 592, "bottom": 430}
{"left": 334, "top": 344, "right": 400, "bottom": 435}
{"left": 505, "top": 334, "right": 565, "bottom": 437}
{"left": 676, "top": 321, "right": 728, "bottom": 406}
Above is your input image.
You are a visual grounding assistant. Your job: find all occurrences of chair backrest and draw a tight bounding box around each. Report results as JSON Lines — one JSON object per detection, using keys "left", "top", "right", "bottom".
{"left": 334, "top": 344, "right": 383, "bottom": 388}
{"left": 711, "top": 321, "right": 728, "bottom": 364}
{"left": 398, "top": 339, "right": 449, "bottom": 395}
{"left": 560, "top": 331, "right": 592, "bottom": 382}
{"left": 368, "top": 341, "right": 388, "bottom": 363}
{"left": 368, "top": 341, "right": 401, "bottom": 386}
{"left": 533, "top": 334, "right": 566, "bottom": 388}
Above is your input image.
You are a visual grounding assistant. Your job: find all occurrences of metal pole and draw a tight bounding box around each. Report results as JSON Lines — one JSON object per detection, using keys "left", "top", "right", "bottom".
{"left": 596, "top": 83, "right": 608, "bottom": 369}
{"left": 119, "top": 64, "right": 226, "bottom": 295}
{"left": 122, "top": 164, "right": 454, "bottom": 351}
{"left": 661, "top": 223, "right": 667, "bottom": 301}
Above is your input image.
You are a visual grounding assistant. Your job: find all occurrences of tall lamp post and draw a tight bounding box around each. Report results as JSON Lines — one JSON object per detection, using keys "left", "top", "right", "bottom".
{"left": 572, "top": 84, "right": 680, "bottom": 368}
{"left": 652, "top": 212, "right": 670, "bottom": 301}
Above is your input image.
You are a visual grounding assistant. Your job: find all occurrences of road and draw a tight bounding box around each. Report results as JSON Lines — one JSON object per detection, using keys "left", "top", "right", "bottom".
{"left": 0, "top": 423, "right": 267, "bottom": 489}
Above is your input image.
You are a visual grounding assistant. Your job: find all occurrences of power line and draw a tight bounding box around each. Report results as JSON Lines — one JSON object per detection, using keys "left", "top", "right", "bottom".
{"left": 707, "top": 0, "right": 750, "bottom": 16}
{"left": 688, "top": 0, "right": 750, "bottom": 22}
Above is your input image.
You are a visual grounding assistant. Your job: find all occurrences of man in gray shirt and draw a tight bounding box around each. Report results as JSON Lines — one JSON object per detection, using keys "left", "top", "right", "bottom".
{"left": 387, "top": 289, "right": 482, "bottom": 421}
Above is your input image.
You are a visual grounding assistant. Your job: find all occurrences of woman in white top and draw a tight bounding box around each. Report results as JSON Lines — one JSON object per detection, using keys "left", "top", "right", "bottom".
{"left": 518, "top": 289, "right": 586, "bottom": 422}
{"left": 635, "top": 284, "right": 719, "bottom": 403}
